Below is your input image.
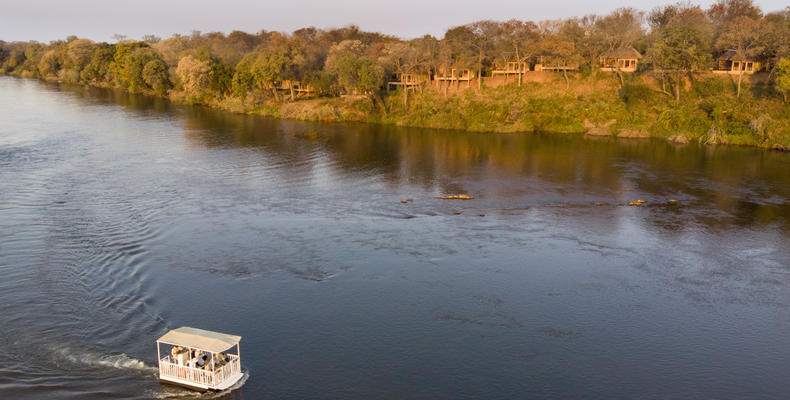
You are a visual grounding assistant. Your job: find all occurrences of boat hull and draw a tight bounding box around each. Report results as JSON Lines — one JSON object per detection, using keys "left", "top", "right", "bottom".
{"left": 159, "top": 371, "right": 244, "bottom": 392}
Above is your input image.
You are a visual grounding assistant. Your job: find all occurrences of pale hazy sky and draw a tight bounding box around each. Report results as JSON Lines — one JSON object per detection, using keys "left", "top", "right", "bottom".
{"left": 1, "top": 0, "right": 787, "bottom": 43}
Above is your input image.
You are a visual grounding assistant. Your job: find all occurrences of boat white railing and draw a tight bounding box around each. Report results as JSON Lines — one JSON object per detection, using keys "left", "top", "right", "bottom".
{"left": 215, "top": 354, "right": 241, "bottom": 384}
{"left": 160, "top": 354, "right": 241, "bottom": 388}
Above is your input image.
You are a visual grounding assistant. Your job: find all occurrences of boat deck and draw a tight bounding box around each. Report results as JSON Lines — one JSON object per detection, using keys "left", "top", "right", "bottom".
{"left": 159, "top": 354, "right": 242, "bottom": 391}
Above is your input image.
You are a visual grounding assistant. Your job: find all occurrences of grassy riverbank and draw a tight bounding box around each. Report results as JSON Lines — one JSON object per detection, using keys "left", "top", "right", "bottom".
{"left": 165, "top": 72, "right": 790, "bottom": 150}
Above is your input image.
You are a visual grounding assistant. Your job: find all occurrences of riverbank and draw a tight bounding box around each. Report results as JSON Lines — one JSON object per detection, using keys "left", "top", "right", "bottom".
{"left": 10, "top": 71, "right": 790, "bottom": 150}
{"left": 169, "top": 73, "right": 790, "bottom": 150}
{"left": 181, "top": 72, "right": 790, "bottom": 151}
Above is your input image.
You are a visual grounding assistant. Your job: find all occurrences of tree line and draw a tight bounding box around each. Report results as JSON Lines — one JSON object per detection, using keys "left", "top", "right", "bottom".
{"left": 1, "top": 0, "right": 789, "bottom": 103}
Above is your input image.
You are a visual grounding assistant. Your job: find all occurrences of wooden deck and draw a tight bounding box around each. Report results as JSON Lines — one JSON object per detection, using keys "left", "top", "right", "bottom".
{"left": 492, "top": 62, "right": 529, "bottom": 76}
{"left": 388, "top": 73, "right": 428, "bottom": 91}
{"left": 434, "top": 68, "right": 475, "bottom": 82}
{"left": 278, "top": 80, "right": 315, "bottom": 94}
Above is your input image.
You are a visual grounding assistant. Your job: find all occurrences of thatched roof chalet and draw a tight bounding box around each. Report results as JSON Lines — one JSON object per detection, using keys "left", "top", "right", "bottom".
{"left": 599, "top": 46, "right": 642, "bottom": 72}
{"left": 714, "top": 50, "right": 767, "bottom": 74}
{"left": 717, "top": 50, "right": 759, "bottom": 61}
{"left": 600, "top": 47, "right": 643, "bottom": 60}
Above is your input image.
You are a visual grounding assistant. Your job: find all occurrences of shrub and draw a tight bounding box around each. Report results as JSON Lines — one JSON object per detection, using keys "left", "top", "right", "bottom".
{"left": 692, "top": 77, "right": 727, "bottom": 98}
{"left": 619, "top": 83, "right": 653, "bottom": 106}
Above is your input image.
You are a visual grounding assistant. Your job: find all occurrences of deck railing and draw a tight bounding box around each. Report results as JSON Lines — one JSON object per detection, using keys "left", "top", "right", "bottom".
{"left": 160, "top": 354, "right": 241, "bottom": 388}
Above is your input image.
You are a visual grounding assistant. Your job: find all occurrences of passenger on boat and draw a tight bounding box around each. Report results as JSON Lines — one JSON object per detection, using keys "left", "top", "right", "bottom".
{"left": 170, "top": 345, "right": 181, "bottom": 359}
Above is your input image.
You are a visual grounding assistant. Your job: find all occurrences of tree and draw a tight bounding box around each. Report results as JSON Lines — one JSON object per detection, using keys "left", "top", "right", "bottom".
{"left": 233, "top": 50, "right": 291, "bottom": 101}
{"left": 708, "top": 0, "right": 762, "bottom": 27}
{"left": 153, "top": 34, "right": 191, "bottom": 67}
{"left": 716, "top": 15, "right": 764, "bottom": 97}
{"left": 442, "top": 22, "right": 499, "bottom": 89}
{"left": 410, "top": 34, "right": 440, "bottom": 80}
{"left": 593, "top": 8, "right": 645, "bottom": 85}
{"left": 142, "top": 58, "right": 171, "bottom": 95}
{"left": 379, "top": 42, "right": 427, "bottom": 105}
{"left": 220, "top": 30, "right": 262, "bottom": 65}
{"left": 252, "top": 50, "right": 290, "bottom": 101}
{"left": 708, "top": 0, "right": 764, "bottom": 98}
{"left": 775, "top": 56, "right": 790, "bottom": 102}
{"left": 81, "top": 43, "right": 115, "bottom": 83}
{"left": 66, "top": 39, "right": 94, "bottom": 72}
{"left": 2, "top": 50, "right": 25, "bottom": 73}
{"left": 441, "top": 26, "right": 478, "bottom": 90}
{"left": 142, "top": 34, "right": 161, "bottom": 44}
{"left": 111, "top": 43, "right": 169, "bottom": 93}
{"left": 176, "top": 55, "right": 211, "bottom": 97}
{"left": 17, "top": 42, "right": 46, "bottom": 76}
{"left": 646, "top": 4, "right": 713, "bottom": 102}
{"left": 355, "top": 57, "right": 387, "bottom": 96}
{"left": 287, "top": 29, "right": 327, "bottom": 99}
{"left": 325, "top": 40, "right": 387, "bottom": 111}
{"left": 111, "top": 41, "right": 148, "bottom": 90}
{"left": 594, "top": 8, "right": 645, "bottom": 52}
{"left": 0, "top": 42, "right": 8, "bottom": 66}
{"left": 555, "top": 16, "right": 599, "bottom": 69}
{"left": 327, "top": 50, "right": 385, "bottom": 95}
{"left": 38, "top": 49, "right": 61, "bottom": 77}
{"left": 231, "top": 65, "right": 254, "bottom": 99}
{"left": 499, "top": 20, "right": 540, "bottom": 86}
{"left": 467, "top": 21, "right": 500, "bottom": 89}
{"left": 761, "top": 9, "right": 790, "bottom": 65}
{"left": 208, "top": 58, "right": 234, "bottom": 97}
{"left": 537, "top": 35, "right": 581, "bottom": 88}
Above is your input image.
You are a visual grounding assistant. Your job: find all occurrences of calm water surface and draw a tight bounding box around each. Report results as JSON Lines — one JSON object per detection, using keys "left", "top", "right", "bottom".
{"left": 1, "top": 76, "right": 790, "bottom": 399}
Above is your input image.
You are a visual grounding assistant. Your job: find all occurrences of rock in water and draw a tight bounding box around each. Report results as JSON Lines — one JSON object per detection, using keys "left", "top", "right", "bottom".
{"left": 617, "top": 129, "right": 650, "bottom": 139}
{"left": 585, "top": 127, "right": 611, "bottom": 136}
{"left": 438, "top": 194, "right": 474, "bottom": 200}
{"left": 668, "top": 134, "right": 689, "bottom": 144}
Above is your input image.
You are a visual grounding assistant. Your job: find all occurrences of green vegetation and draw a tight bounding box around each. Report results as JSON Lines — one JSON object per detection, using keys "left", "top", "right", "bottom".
{"left": 1, "top": 0, "right": 789, "bottom": 149}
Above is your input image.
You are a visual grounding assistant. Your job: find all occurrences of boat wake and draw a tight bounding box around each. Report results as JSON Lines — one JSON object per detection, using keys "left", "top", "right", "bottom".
{"left": 49, "top": 345, "right": 157, "bottom": 374}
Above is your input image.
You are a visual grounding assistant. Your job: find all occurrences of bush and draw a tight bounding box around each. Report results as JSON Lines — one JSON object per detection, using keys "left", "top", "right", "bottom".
{"left": 692, "top": 77, "right": 727, "bottom": 98}
{"left": 619, "top": 83, "right": 653, "bottom": 106}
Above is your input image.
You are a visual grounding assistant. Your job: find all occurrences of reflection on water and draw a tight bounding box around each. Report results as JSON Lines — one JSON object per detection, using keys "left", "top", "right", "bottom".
{"left": 1, "top": 77, "right": 790, "bottom": 399}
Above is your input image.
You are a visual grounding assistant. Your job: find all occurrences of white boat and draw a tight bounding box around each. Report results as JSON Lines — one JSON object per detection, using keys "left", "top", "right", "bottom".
{"left": 156, "top": 326, "right": 244, "bottom": 391}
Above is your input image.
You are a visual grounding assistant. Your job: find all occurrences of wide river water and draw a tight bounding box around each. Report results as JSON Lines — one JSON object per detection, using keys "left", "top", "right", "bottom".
{"left": 1, "top": 76, "right": 790, "bottom": 399}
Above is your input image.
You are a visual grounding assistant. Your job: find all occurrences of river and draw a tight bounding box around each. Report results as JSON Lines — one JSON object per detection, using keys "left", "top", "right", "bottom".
{"left": 1, "top": 76, "right": 790, "bottom": 399}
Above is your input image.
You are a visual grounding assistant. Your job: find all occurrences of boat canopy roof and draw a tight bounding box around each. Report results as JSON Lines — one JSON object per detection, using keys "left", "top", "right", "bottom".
{"left": 157, "top": 327, "right": 241, "bottom": 353}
